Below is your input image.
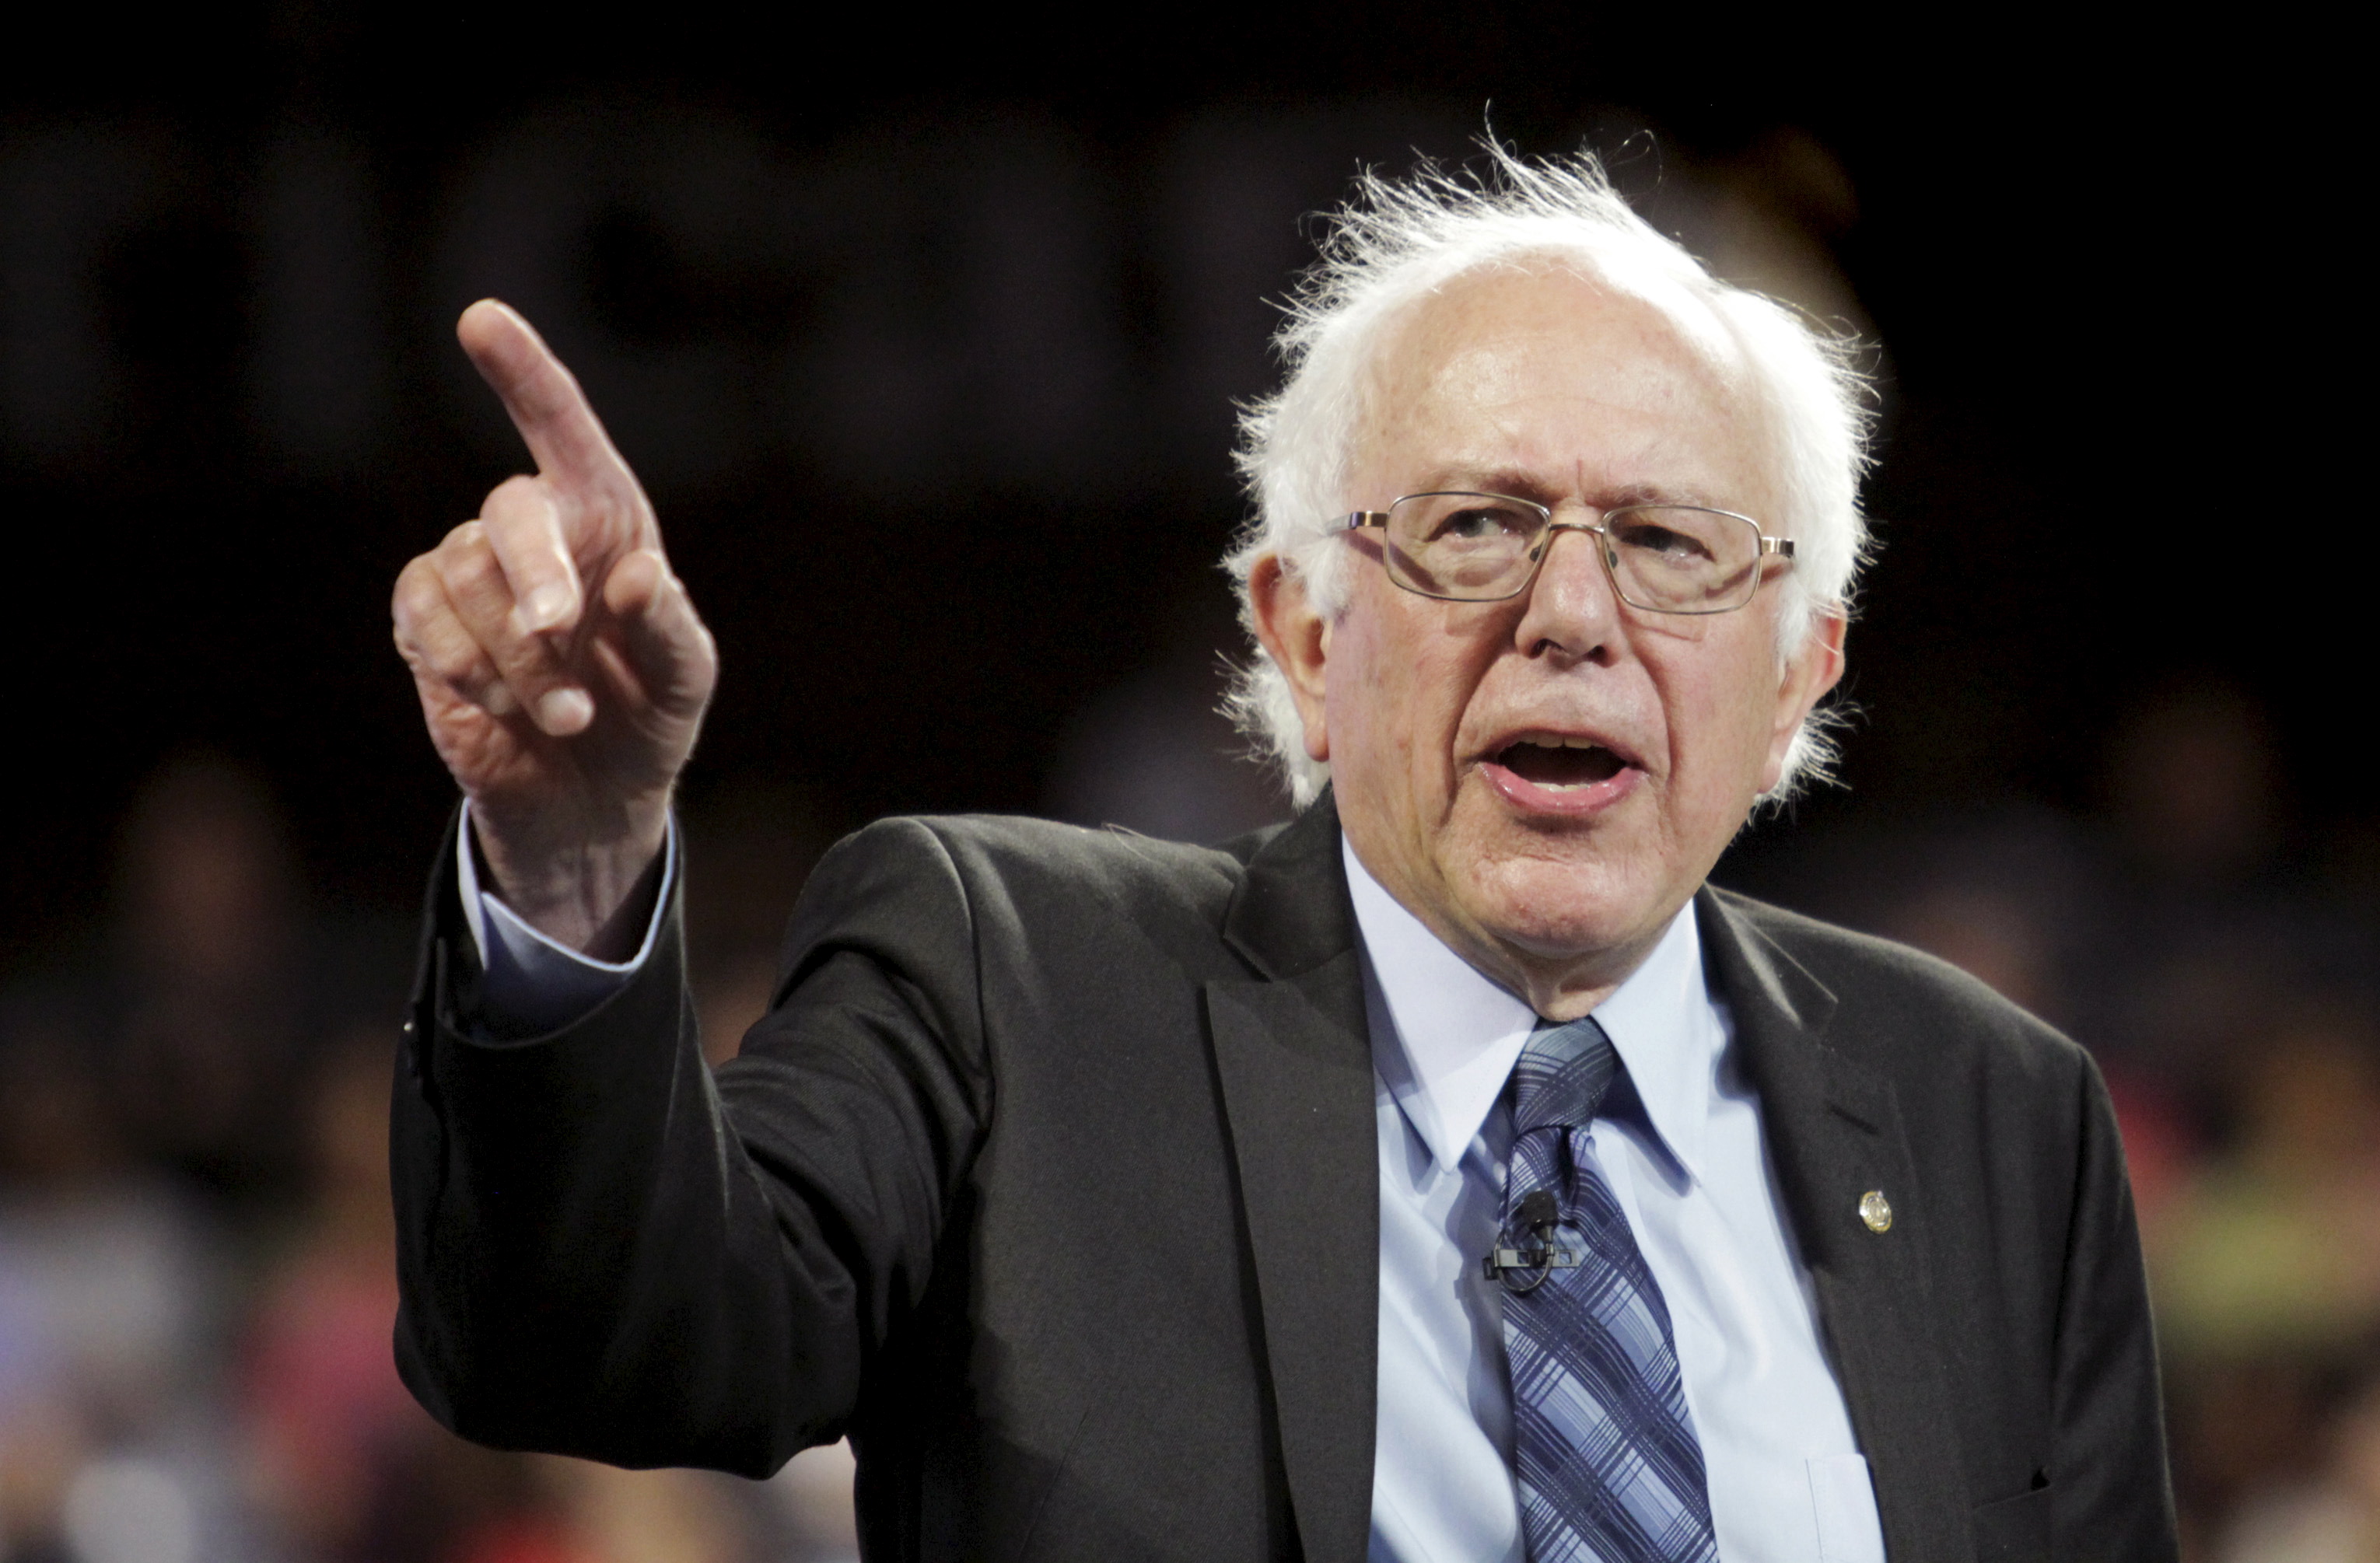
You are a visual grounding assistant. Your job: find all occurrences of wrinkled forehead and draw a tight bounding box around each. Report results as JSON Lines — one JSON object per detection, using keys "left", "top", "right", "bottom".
{"left": 1351, "top": 256, "right": 1770, "bottom": 495}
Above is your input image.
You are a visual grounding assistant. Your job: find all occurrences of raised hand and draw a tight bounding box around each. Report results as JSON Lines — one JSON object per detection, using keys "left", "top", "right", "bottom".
{"left": 392, "top": 302, "right": 717, "bottom": 955}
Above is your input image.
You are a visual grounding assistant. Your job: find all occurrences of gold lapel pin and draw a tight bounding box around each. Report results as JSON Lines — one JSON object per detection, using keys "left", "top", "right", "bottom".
{"left": 1859, "top": 1190, "right": 1893, "bottom": 1233}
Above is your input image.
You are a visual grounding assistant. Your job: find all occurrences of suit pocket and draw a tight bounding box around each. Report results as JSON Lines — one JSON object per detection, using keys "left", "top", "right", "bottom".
{"left": 1972, "top": 1483, "right": 2053, "bottom": 1562}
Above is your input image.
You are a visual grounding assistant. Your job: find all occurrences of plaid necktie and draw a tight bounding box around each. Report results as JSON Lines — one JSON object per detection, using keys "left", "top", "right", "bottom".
{"left": 1498, "top": 1016, "right": 1717, "bottom": 1562}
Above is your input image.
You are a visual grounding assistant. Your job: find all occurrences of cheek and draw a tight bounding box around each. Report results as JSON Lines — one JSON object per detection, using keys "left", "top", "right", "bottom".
{"left": 1327, "top": 599, "right": 1479, "bottom": 788}
{"left": 1322, "top": 613, "right": 1391, "bottom": 771}
{"left": 1653, "top": 638, "right": 1783, "bottom": 793}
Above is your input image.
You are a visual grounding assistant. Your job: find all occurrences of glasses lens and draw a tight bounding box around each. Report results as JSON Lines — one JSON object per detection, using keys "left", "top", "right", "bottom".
{"left": 1384, "top": 494, "right": 1545, "bottom": 600}
{"left": 1605, "top": 507, "right": 1765, "bottom": 613}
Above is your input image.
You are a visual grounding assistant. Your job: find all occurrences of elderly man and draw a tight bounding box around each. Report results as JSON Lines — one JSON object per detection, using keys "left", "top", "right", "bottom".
{"left": 389, "top": 152, "right": 2175, "bottom": 1562}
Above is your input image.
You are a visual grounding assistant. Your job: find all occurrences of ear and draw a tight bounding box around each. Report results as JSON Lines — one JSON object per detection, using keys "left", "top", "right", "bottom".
{"left": 1758, "top": 608, "right": 1847, "bottom": 793}
{"left": 1247, "top": 553, "right": 1333, "bottom": 763}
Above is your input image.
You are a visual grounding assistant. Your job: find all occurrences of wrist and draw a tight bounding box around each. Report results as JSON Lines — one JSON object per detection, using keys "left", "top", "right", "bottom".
{"left": 468, "top": 795, "right": 670, "bottom": 959}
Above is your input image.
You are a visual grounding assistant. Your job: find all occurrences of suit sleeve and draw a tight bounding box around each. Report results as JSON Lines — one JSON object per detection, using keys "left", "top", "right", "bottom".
{"left": 2048, "top": 1055, "right": 2179, "bottom": 1559}
{"left": 391, "top": 813, "right": 991, "bottom": 1477}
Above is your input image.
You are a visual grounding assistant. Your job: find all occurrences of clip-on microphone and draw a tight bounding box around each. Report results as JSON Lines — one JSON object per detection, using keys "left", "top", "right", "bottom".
{"left": 1483, "top": 1187, "right": 1580, "bottom": 1294}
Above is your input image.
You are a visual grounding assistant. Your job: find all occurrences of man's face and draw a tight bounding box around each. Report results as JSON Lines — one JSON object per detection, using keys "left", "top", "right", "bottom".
{"left": 1256, "top": 264, "right": 1843, "bottom": 1010}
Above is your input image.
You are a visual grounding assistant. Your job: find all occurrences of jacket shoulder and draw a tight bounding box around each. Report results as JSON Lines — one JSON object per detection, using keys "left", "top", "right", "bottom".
{"left": 797, "top": 813, "right": 1250, "bottom": 946}
{"left": 859, "top": 812, "right": 1242, "bottom": 890}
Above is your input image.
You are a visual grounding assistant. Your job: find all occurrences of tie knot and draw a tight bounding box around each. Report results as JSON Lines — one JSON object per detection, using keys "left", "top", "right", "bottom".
{"left": 1512, "top": 1016, "right": 1620, "bottom": 1136}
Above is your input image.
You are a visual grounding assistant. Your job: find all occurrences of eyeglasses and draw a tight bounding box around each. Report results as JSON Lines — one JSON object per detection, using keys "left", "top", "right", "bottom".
{"left": 1339, "top": 491, "right": 1794, "bottom": 614}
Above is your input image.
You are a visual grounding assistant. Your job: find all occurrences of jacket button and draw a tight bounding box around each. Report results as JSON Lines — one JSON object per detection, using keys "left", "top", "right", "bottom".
{"left": 1859, "top": 1190, "right": 1893, "bottom": 1233}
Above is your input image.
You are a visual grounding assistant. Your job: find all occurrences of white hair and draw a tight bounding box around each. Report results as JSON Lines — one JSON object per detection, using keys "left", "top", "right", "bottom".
{"left": 1224, "top": 143, "right": 1874, "bottom": 808}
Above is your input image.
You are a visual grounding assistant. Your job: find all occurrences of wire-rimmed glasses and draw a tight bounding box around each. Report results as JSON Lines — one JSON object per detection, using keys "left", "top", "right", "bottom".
{"left": 1339, "top": 491, "right": 1794, "bottom": 614}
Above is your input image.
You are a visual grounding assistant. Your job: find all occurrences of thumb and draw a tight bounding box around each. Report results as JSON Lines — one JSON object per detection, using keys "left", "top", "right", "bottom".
{"left": 602, "top": 549, "right": 717, "bottom": 719}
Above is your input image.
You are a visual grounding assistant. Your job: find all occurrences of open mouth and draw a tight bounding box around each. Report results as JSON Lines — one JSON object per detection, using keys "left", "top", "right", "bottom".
{"left": 1493, "top": 739, "right": 1629, "bottom": 791}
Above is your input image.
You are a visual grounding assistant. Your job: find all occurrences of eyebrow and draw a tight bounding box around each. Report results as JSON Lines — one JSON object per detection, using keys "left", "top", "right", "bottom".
{"left": 1411, "top": 468, "right": 1727, "bottom": 512}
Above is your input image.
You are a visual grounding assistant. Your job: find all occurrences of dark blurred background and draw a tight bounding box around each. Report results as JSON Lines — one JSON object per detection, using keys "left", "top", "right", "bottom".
{"left": 3, "top": 9, "right": 2371, "bottom": 1562}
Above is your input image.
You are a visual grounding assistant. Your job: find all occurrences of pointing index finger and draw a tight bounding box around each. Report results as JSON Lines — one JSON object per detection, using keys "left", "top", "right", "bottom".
{"left": 457, "top": 300, "right": 646, "bottom": 515}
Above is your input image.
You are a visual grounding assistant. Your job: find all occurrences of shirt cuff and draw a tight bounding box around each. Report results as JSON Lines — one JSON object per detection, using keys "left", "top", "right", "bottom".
{"left": 456, "top": 800, "right": 677, "bottom": 1036}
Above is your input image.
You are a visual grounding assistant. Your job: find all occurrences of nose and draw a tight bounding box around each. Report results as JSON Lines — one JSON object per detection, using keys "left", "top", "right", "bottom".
{"left": 1512, "top": 522, "right": 1621, "bottom": 664}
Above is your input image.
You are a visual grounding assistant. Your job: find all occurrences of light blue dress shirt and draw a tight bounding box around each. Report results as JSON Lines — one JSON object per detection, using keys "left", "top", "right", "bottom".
{"left": 459, "top": 809, "right": 1885, "bottom": 1561}
{"left": 1346, "top": 839, "right": 1885, "bottom": 1563}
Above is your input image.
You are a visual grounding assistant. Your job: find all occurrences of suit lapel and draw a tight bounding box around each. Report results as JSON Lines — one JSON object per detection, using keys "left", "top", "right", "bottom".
{"left": 1698, "top": 889, "right": 1975, "bottom": 1563}
{"left": 1208, "top": 792, "right": 1377, "bottom": 1563}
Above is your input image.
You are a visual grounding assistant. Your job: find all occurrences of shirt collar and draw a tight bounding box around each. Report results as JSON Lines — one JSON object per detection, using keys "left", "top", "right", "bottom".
{"left": 1342, "top": 836, "right": 1719, "bottom": 1184}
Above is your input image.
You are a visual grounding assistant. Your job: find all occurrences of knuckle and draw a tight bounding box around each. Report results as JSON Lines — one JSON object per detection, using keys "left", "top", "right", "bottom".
{"left": 396, "top": 620, "right": 473, "bottom": 689}
{"left": 420, "top": 634, "right": 485, "bottom": 686}
{"left": 411, "top": 615, "right": 485, "bottom": 677}
{"left": 436, "top": 537, "right": 507, "bottom": 600}
{"left": 483, "top": 474, "right": 549, "bottom": 525}
{"left": 484, "top": 626, "right": 558, "bottom": 684}
{"left": 392, "top": 558, "right": 440, "bottom": 617}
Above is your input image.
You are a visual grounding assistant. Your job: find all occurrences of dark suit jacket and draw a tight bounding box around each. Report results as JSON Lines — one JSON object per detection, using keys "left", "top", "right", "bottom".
{"left": 393, "top": 794, "right": 2177, "bottom": 1562}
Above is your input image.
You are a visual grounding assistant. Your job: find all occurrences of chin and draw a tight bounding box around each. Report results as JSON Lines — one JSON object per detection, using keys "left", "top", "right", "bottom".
{"left": 1454, "top": 844, "right": 1671, "bottom": 962}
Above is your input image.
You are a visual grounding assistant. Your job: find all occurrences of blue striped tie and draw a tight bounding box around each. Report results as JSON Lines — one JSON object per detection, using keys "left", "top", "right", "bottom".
{"left": 1500, "top": 1017, "right": 1717, "bottom": 1563}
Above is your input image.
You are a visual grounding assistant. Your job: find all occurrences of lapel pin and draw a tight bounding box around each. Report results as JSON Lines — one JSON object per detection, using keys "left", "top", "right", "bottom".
{"left": 1859, "top": 1190, "right": 1893, "bottom": 1233}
